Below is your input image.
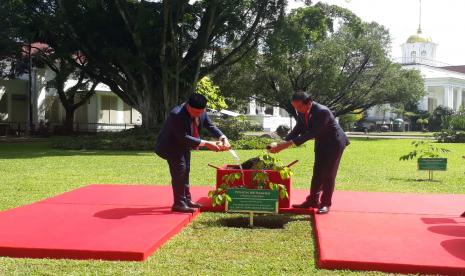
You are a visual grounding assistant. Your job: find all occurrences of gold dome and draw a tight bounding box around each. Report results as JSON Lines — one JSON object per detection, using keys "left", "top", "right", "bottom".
{"left": 406, "top": 28, "right": 432, "bottom": 43}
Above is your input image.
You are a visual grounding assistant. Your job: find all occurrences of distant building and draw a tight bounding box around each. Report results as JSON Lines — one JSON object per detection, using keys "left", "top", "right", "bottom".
{"left": 246, "top": 97, "right": 295, "bottom": 132}
{"left": 364, "top": 8, "right": 465, "bottom": 130}
{"left": 0, "top": 54, "right": 141, "bottom": 134}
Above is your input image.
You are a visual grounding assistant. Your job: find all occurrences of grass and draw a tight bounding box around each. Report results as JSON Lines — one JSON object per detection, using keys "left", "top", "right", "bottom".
{"left": 346, "top": 131, "right": 434, "bottom": 137}
{"left": 0, "top": 139, "right": 464, "bottom": 275}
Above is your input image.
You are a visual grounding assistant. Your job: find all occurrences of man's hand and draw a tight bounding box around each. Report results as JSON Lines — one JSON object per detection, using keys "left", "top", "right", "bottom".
{"left": 267, "top": 141, "right": 293, "bottom": 154}
{"left": 204, "top": 141, "right": 221, "bottom": 152}
{"left": 218, "top": 137, "right": 231, "bottom": 151}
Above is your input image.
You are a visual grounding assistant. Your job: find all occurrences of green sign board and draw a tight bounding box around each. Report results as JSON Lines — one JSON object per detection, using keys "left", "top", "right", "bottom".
{"left": 418, "top": 158, "right": 447, "bottom": 171}
{"left": 226, "top": 188, "right": 278, "bottom": 213}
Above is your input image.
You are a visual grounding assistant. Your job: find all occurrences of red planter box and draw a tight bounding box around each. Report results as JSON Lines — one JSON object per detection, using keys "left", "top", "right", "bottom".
{"left": 215, "top": 165, "right": 291, "bottom": 208}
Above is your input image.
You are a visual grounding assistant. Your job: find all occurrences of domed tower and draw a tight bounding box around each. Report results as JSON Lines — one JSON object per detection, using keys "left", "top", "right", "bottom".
{"left": 401, "top": 0, "right": 437, "bottom": 65}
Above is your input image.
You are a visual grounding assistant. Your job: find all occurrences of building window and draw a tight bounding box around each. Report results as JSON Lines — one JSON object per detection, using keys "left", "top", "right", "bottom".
{"left": 100, "top": 95, "right": 118, "bottom": 124}
{"left": 411, "top": 51, "right": 417, "bottom": 62}
{"left": 421, "top": 50, "right": 427, "bottom": 57}
{"left": 123, "top": 102, "right": 132, "bottom": 124}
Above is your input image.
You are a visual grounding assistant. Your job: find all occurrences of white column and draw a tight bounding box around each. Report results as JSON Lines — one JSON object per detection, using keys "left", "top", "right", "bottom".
{"left": 453, "top": 87, "right": 459, "bottom": 111}
{"left": 443, "top": 85, "right": 454, "bottom": 109}
{"left": 419, "top": 85, "right": 429, "bottom": 111}
{"left": 248, "top": 98, "right": 256, "bottom": 115}
{"left": 31, "top": 68, "right": 39, "bottom": 128}
{"left": 419, "top": 96, "right": 428, "bottom": 111}
{"left": 0, "top": 86, "right": 7, "bottom": 121}
{"left": 37, "top": 87, "right": 47, "bottom": 123}
{"left": 272, "top": 106, "right": 280, "bottom": 117}
{"left": 117, "top": 97, "right": 124, "bottom": 124}
{"left": 257, "top": 103, "right": 266, "bottom": 115}
{"left": 462, "top": 88, "right": 465, "bottom": 108}
{"left": 457, "top": 88, "right": 463, "bottom": 110}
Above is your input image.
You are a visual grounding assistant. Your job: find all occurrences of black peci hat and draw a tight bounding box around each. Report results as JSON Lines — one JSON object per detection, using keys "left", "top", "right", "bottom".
{"left": 291, "top": 91, "right": 313, "bottom": 103}
{"left": 188, "top": 93, "right": 207, "bottom": 109}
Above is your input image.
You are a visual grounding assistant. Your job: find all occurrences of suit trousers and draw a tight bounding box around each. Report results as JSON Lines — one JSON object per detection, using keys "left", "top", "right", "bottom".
{"left": 308, "top": 141, "right": 346, "bottom": 207}
{"left": 167, "top": 151, "right": 192, "bottom": 206}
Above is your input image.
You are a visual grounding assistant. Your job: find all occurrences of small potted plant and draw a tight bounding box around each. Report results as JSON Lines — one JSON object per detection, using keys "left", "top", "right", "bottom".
{"left": 208, "top": 154, "right": 291, "bottom": 207}
{"left": 399, "top": 140, "right": 450, "bottom": 180}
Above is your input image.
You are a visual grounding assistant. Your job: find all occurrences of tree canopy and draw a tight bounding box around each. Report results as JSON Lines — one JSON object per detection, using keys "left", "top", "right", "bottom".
{"left": 214, "top": 4, "right": 425, "bottom": 118}
{"left": 8, "top": 0, "right": 284, "bottom": 128}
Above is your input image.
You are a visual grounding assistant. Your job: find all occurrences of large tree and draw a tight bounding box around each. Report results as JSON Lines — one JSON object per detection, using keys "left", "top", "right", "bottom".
{"left": 35, "top": 46, "right": 99, "bottom": 133}
{"left": 20, "top": 0, "right": 285, "bottom": 128}
{"left": 214, "top": 4, "right": 425, "bottom": 118}
{"left": 1, "top": 1, "right": 100, "bottom": 132}
{"left": 0, "top": 0, "right": 34, "bottom": 78}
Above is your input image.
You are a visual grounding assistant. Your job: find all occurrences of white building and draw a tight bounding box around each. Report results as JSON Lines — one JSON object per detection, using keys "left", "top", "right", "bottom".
{"left": 0, "top": 58, "right": 141, "bottom": 134}
{"left": 246, "top": 97, "right": 296, "bottom": 132}
{"left": 365, "top": 24, "right": 465, "bottom": 128}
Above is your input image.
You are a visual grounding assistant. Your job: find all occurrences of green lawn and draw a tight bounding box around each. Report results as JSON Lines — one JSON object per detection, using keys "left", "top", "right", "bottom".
{"left": 0, "top": 139, "right": 464, "bottom": 275}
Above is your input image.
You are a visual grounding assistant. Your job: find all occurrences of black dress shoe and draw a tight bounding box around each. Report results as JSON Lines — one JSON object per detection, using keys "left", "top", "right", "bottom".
{"left": 186, "top": 200, "right": 202, "bottom": 208}
{"left": 317, "top": 206, "right": 330, "bottom": 214}
{"left": 171, "top": 204, "right": 195, "bottom": 213}
{"left": 292, "top": 201, "right": 320, "bottom": 209}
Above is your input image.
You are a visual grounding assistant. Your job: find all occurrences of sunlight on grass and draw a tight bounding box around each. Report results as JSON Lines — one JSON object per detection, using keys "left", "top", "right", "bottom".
{"left": 0, "top": 139, "right": 463, "bottom": 275}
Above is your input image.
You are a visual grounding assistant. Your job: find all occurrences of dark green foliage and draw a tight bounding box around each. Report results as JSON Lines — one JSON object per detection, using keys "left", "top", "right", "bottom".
{"left": 215, "top": 4, "right": 425, "bottom": 119}
{"left": 428, "top": 106, "right": 455, "bottom": 131}
{"left": 431, "top": 106, "right": 465, "bottom": 142}
{"left": 450, "top": 110, "right": 465, "bottom": 131}
{"left": 52, "top": 127, "right": 158, "bottom": 150}
{"left": 52, "top": 126, "right": 272, "bottom": 151}
{"left": 434, "top": 130, "right": 465, "bottom": 143}
{"left": 32, "top": 0, "right": 285, "bottom": 127}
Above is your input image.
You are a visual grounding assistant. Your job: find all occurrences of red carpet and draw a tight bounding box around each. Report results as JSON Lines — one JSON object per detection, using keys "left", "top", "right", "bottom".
{"left": 2, "top": 184, "right": 465, "bottom": 274}
{"left": 314, "top": 191, "right": 465, "bottom": 275}
{"left": 0, "top": 184, "right": 207, "bottom": 261}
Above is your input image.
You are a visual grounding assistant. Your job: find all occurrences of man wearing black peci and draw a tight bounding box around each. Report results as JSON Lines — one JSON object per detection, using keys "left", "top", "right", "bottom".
{"left": 155, "top": 93, "right": 230, "bottom": 213}
{"left": 267, "top": 91, "right": 349, "bottom": 214}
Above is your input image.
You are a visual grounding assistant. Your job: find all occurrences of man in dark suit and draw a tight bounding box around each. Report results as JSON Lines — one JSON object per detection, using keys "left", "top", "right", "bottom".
{"left": 268, "top": 92, "right": 349, "bottom": 214}
{"left": 155, "top": 93, "right": 230, "bottom": 213}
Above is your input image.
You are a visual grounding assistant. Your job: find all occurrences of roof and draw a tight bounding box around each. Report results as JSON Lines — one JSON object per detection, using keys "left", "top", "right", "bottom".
{"left": 406, "top": 28, "right": 432, "bottom": 43}
{"left": 441, "top": 65, "right": 465, "bottom": 74}
{"left": 21, "top": 42, "right": 51, "bottom": 56}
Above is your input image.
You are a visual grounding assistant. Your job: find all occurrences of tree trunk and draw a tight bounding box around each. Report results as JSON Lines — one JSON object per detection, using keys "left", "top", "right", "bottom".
{"left": 64, "top": 108, "right": 75, "bottom": 134}
{"left": 138, "top": 91, "right": 163, "bottom": 130}
{"left": 283, "top": 102, "right": 298, "bottom": 120}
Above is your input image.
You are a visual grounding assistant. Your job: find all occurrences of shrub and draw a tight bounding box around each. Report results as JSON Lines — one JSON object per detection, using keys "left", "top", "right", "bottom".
{"left": 230, "top": 136, "right": 275, "bottom": 150}
{"left": 52, "top": 126, "right": 158, "bottom": 150}
{"left": 450, "top": 114, "right": 465, "bottom": 131}
{"left": 429, "top": 106, "right": 454, "bottom": 131}
{"left": 434, "top": 130, "right": 465, "bottom": 143}
{"left": 207, "top": 115, "right": 259, "bottom": 140}
{"left": 338, "top": 110, "right": 363, "bottom": 131}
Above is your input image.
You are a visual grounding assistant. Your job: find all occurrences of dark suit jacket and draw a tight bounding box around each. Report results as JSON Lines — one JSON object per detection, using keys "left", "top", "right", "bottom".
{"left": 285, "top": 102, "right": 349, "bottom": 149}
{"left": 155, "top": 103, "right": 224, "bottom": 159}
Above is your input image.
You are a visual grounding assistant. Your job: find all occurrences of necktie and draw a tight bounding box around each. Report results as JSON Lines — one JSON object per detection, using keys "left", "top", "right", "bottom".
{"left": 192, "top": 117, "right": 200, "bottom": 150}
{"left": 305, "top": 109, "right": 311, "bottom": 128}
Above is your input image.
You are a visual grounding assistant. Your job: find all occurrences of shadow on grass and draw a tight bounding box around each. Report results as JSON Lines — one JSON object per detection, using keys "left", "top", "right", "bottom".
{"left": 0, "top": 141, "right": 149, "bottom": 159}
{"left": 388, "top": 177, "right": 442, "bottom": 183}
{"left": 346, "top": 137, "right": 390, "bottom": 142}
{"left": 309, "top": 214, "right": 321, "bottom": 269}
{"left": 200, "top": 213, "right": 311, "bottom": 229}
